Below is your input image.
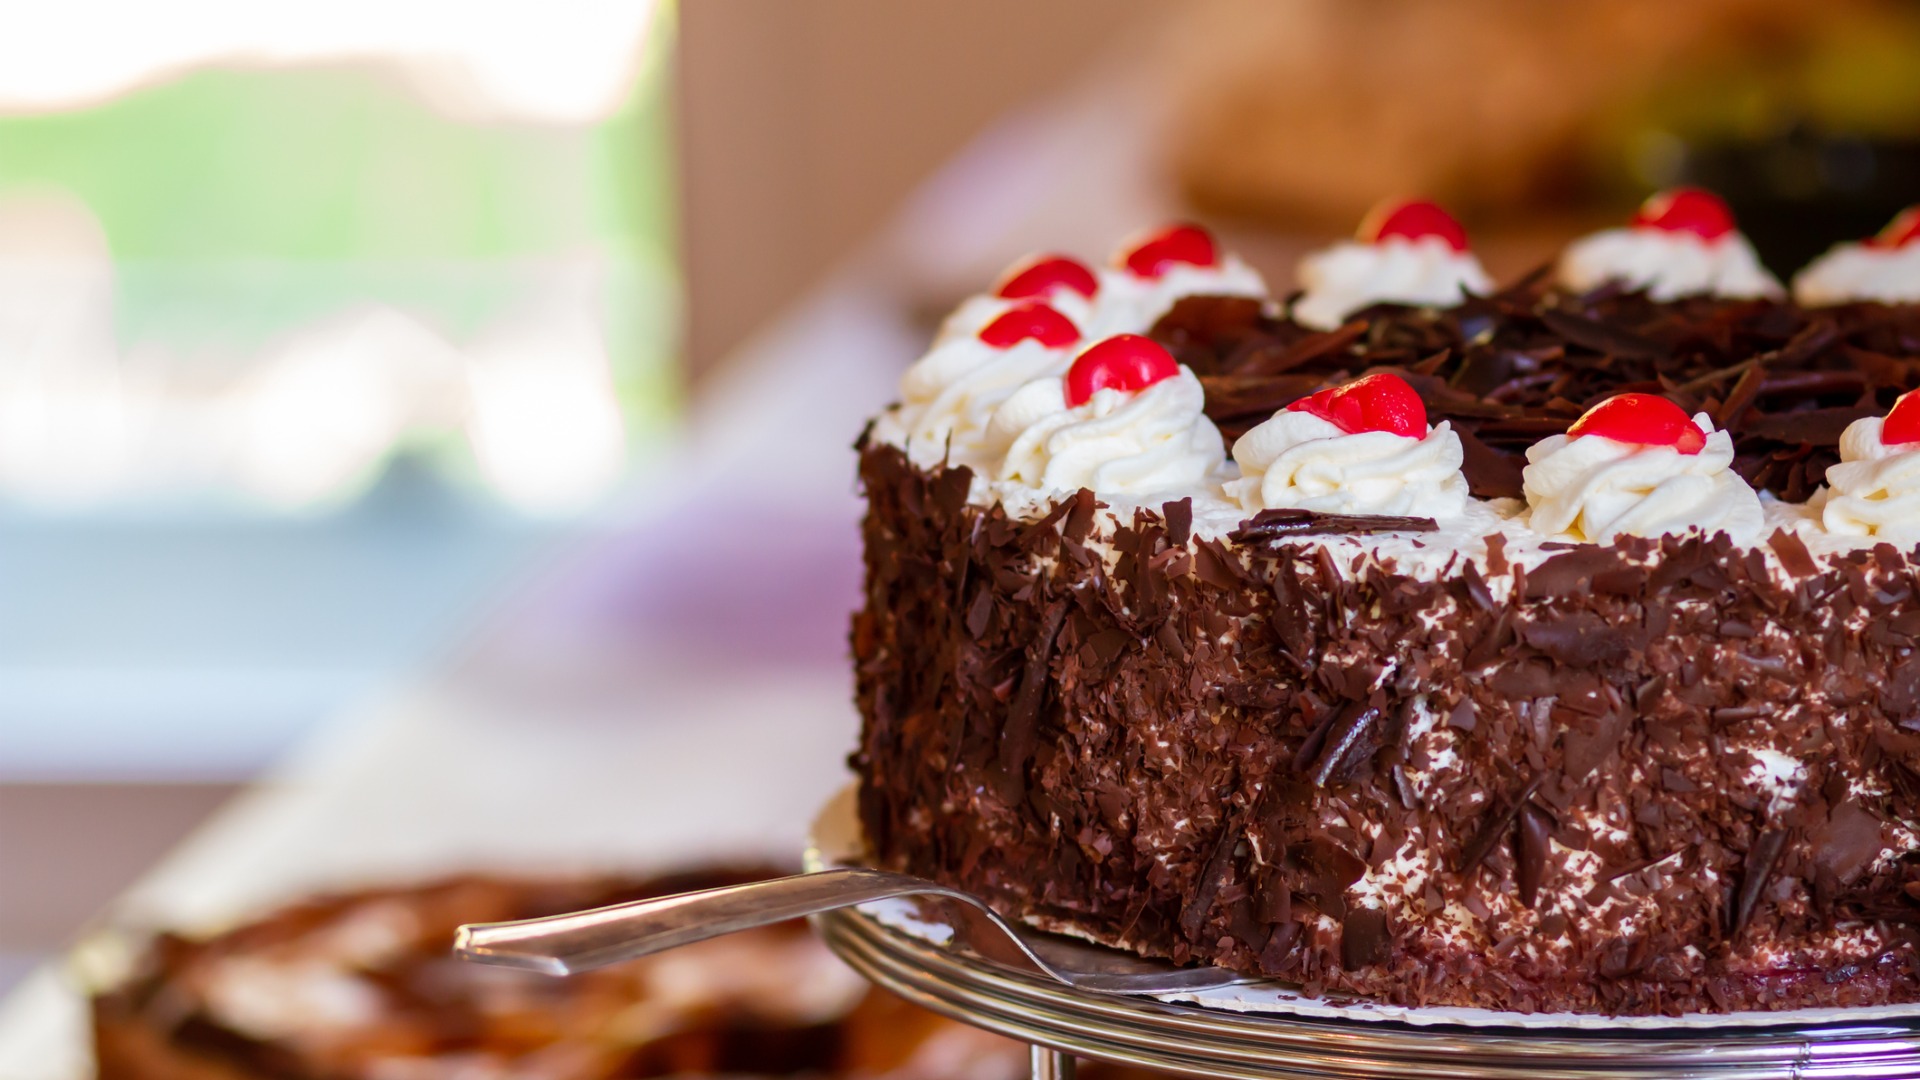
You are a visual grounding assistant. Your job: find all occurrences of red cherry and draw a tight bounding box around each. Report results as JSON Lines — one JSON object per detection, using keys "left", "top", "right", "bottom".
{"left": 977, "top": 302, "right": 1081, "bottom": 349}
{"left": 994, "top": 254, "right": 1099, "bottom": 302}
{"left": 1630, "top": 188, "right": 1736, "bottom": 241}
{"left": 1118, "top": 224, "right": 1218, "bottom": 279}
{"left": 1284, "top": 372, "right": 1428, "bottom": 438}
{"left": 1358, "top": 199, "right": 1469, "bottom": 252}
{"left": 1883, "top": 389, "right": 1920, "bottom": 445}
{"left": 1567, "top": 394, "right": 1706, "bottom": 454}
{"left": 1065, "top": 334, "right": 1180, "bottom": 407}
{"left": 1865, "top": 206, "right": 1920, "bottom": 250}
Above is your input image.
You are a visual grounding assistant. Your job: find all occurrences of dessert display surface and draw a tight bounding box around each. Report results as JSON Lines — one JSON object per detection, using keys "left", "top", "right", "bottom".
{"left": 851, "top": 197, "right": 1920, "bottom": 1016}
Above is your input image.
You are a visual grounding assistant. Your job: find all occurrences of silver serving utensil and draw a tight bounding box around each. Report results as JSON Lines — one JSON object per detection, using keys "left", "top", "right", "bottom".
{"left": 453, "top": 866, "right": 1246, "bottom": 996}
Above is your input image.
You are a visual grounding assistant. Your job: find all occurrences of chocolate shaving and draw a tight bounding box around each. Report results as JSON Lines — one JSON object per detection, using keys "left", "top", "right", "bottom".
{"left": 1230, "top": 508, "right": 1438, "bottom": 543}
{"left": 1517, "top": 803, "right": 1553, "bottom": 908}
{"left": 1063, "top": 489, "right": 1096, "bottom": 543}
{"left": 1460, "top": 773, "right": 1548, "bottom": 873}
{"left": 1307, "top": 704, "right": 1382, "bottom": 788}
{"left": 1257, "top": 320, "right": 1369, "bottom": 375}
{"left": 993, "top": 600, "right": 1068, "bottom": 798}
{"left": 930, "top": 463, "right": 973, "bottom": 516}
{"left": 1485, "top": 533, "right": 1510, "bottom": 577}
{"left": 1538, "top": 308, "right": 1666, "bottom": 361}
{"left": 1269, "top": 565, "right": 1316, "bottom": 661}
{"left": 1519, "top": 611, "right": 1634, "bottom": 667}
{"left": 1180, "top": 812, "right": 1245, "bottom": 940}
{"left": 965, "top": 589, "right": 993, "bottom": 639}
{"left": 1341, "top": 907, "right": 1390, "bottom": 968}
{"left": 1732, "top": 829, "right": 1787, "bottom": 936}
{"left": 1151, "top": 289, "right": 1920, "bottom": 500}
{"left": 1162, "top": 498, "right": 1193, "bottom": 547}
{"left": 1814, "top": 800, "right": 1887, "bottom": 886}
{"left": 1767, "top": 528, "right": 1820, "bottom": 580}
{"left": 1562, "top": 704, "right": 1632, "bottom": 781}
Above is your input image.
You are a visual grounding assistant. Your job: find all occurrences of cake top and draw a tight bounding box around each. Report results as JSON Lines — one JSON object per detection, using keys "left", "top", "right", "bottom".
{"left": 866, "top": 201, "right": 1920, "bottom": 578}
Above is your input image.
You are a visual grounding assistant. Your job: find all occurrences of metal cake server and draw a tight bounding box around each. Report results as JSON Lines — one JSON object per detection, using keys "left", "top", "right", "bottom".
{"left": 453, "top": 866, "right": 1246, "bottom": 995}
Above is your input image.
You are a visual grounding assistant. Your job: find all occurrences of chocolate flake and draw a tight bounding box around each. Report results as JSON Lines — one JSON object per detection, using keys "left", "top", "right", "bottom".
{"left": 1732, "top": 829, "right": 1787, "bottom": 936}
{"left": 1767, "top": 529, "right": 1820, "bottom": 579}
{"left": 1341, "top": 908, "right": 1390, "bottom": 969}
{"left": 1460, "top": 773, "right": 1547, "bottom": 873}
{"left": 1814, "top": 800, "right": 1887, "bottom": 886}
{"left": 1307, "top": 705, "right": 1383, "bottom": 788}
{"left": 1517, "top": 804, "right": 1552, "bottom": 908}
{"left": 1162, "top": 498, "right": 1194, "bottom": 547}
{"left": 993, "top": 600, "right": 1068, "bottom": 797}
{"left": 1230, "top": 508, "right": 1438, "bottom": 544}
{"left": 1180, "top": 813, "right": 1245, "bottom": 941}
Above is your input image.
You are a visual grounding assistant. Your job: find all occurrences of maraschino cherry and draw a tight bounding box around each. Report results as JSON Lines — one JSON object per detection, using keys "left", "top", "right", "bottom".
{"left": 977, "top": 302, "right": 1080, "bottom": 349}
{"left": 1358, "top": 199, "right": 1469, "bottom": 253}
{"left": 1065, "top": 334, "right": 1180, "bottom": 407}
{"left": 1630, "top": 188, "right": 1736, "bottom": 242}
{"left": 1117, "top": 224, "right": 1218, "bottom": 279}
{"left": 1864, "top": 207, "right": 1920, "bottom": 251}
{"left": 1285, "top": 372, "right": 1428, "bottom": 438}
{"left": 1883, "top": 388, "right": 1920, "bottom": 445}
{"left": 995, "top": 254, "right": 1099, "bottom": 302}
{"left": 1567, "top": 393, "right": 1705, "bottom": 454}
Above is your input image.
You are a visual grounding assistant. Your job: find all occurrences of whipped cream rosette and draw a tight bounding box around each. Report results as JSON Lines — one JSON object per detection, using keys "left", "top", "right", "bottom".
{"left": 989, "top": 334, "right": 1225, "bottom": 497}
{"left": 1794, "top": 206, "right": 1920, "bottom": 307}
{"left": 879, "top": 301, "right": 1083, "bottom": 469}
{"left": 1558, "top": 188, "right": 1781, "bottom": 301}
{"left": 1085, "top": 223, "right": 1267, "bottom": 337}
{"left": 1291, "top": 199, "right": 1493, "bottom": 331}
{"left": 1822, "top": 389, "right": 1920, "bottom": 546}
{"left": 1226, "top": 372, "right": 1469, "bottom": 518}
{"left": 938, "top": 252, "right": 1100, "bottom": 343}
{"left": 1524, "top": 393, "right": 1763, "bottom": 545}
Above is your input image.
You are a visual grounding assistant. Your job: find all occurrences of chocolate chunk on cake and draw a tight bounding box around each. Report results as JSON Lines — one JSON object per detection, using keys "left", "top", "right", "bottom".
{"left": 851, "top": 200, "right": 1920, "bottom": 1015}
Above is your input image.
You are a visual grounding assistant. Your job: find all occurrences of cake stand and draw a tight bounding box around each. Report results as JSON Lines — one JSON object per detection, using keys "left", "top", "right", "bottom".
{"left": 807, "top": 794, "right": 1920, "bottom": 1079}
{"left": 813, "top": 900, "right": 1920, "bottom": 1079}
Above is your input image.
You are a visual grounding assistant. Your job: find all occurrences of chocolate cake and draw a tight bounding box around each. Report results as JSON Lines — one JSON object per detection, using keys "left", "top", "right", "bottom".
{"left": 91, "top": 869, "right": 1048, "bottom": 1079}
{"left": 850, "top": 200, "right": 1920, "bottom": 1015}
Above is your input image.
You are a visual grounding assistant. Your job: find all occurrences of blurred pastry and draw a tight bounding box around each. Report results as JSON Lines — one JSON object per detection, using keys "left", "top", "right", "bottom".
{"left": 91, "top": 868, "right": 1045, "bottom": 1080}
{"left": 1164, "top": 0, "right": 1920, "bottom": 241}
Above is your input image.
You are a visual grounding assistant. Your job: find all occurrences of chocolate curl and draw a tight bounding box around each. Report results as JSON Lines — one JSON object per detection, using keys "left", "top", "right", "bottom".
{"left": 1732, "top": 829, "right": 1787, "bottom": 936}
{"left": 1230, "top": 508, "right": 1439, "bottom": 545}
{"left": 1460, "top": 773, "right": 1548, "bottom": 874}
{"left": 1517, "top": 804, "right": 1554, "bottom": 908}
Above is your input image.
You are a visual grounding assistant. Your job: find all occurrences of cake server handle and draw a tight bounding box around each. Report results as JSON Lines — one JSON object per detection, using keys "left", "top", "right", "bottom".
{"left": 452, "top": 867, "right": 977, "bottom": 976}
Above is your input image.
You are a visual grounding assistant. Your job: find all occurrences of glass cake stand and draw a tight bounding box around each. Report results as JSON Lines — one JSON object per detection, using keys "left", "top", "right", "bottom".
{"left": 806, "top": 792, "right": 1920, "bottom": 1080}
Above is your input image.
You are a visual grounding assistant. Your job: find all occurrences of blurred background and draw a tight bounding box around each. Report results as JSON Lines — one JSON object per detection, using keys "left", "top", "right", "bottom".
{"left": 7, "top": 0, "right": 1920, "bottom": 1065}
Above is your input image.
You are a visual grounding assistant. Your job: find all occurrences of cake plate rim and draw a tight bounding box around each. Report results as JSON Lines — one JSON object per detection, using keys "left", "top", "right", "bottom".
{"left": 813, "top": 901, "right": 1920, "bottom": 1078}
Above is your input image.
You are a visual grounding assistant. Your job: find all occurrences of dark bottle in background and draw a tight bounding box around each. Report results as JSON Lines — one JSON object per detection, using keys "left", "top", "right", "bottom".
{"left": 1591, "top": 4, "right": 1920, "bottom": 276}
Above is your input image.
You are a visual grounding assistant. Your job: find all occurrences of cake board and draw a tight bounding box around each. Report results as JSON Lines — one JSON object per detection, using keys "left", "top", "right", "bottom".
{"left": 806, "top": 787, "right": 1920, "bottom": 1079}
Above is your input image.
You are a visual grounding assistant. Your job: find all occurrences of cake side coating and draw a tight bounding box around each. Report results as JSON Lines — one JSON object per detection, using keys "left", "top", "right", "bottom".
{"left": 851, "top": 440, "right": 1920, "bottom": 1015}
